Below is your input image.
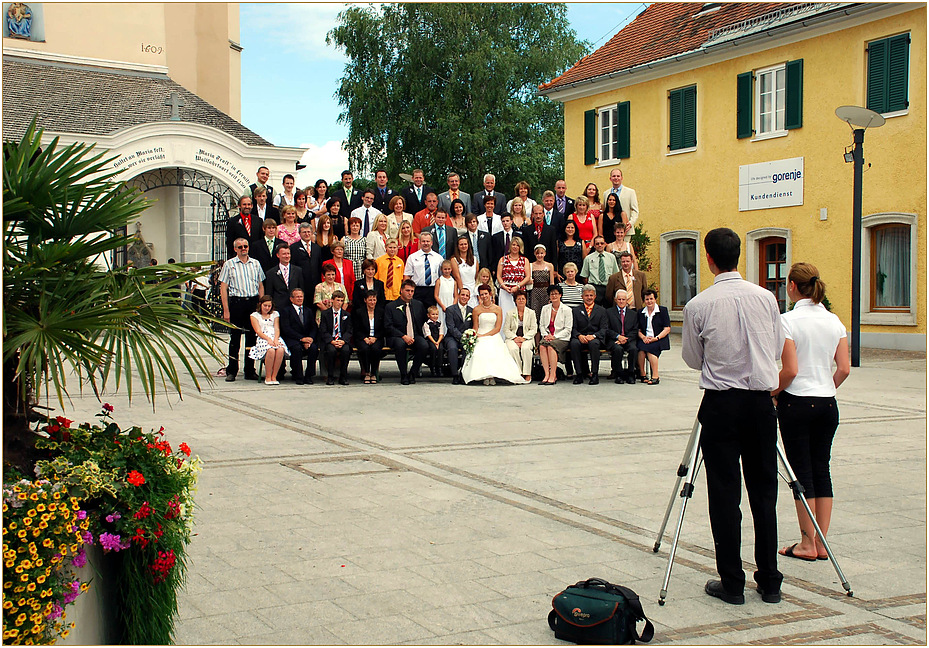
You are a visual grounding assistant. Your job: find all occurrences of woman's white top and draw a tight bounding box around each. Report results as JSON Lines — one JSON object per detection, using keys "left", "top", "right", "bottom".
{"left": 641, "top": 306, "right": 659, "bottom": 338}
{"left": 781, "top": 299, "right": 847, "bottom": 397}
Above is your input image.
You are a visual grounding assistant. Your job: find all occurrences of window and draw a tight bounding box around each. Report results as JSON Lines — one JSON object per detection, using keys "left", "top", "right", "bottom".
{"left": 870, "top": 224, "right": 910, "bottom": 312}
{"left": 584, "top": 102, "right": 629, "bottom": 165}
{"left": 867, "top": 33, "right": 910, "bottom": 115}
{"left": 861, "top": 213, "right": 917, "bottom": 325}
{"left": 737, "top": 59, "right": 803, "bottom": 139}
{"left": 758, "top": 236, "right": 787, "bottom": 313}
{"left": 668, "top": 86, "right": 696, "bottom": 152}
{"left": 671, "top": 239, "right": 697, "bottom": 310}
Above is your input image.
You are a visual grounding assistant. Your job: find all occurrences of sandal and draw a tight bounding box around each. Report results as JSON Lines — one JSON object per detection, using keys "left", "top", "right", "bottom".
{"left": 364, "top": 375, "right": 372, "bottom": 384}
{"left": 645, "top": 377, "right": 660, "bottom": 385}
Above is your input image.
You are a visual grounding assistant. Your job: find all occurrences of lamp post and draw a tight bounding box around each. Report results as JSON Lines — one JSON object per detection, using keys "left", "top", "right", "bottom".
{"left": 835, "top": 106, "right": 884, "bottom": 368}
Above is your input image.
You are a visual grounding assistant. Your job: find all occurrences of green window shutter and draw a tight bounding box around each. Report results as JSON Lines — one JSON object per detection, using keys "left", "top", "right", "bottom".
{"left": 736, "top": 71, "right": 753, "bottom": 138}
{"left": 669, "top": 86, "right": 696, "bottom": 151}
{"left": 867, "top": 39, "right": 888, "bottom": 113}
{"left": 617, "top": 101, "right": 630, "bottom": 159}
{"left": 887, "top": 33, "right": 910, "bottom": 112}
{"left": 784, "top": 59, "right": 803, "bottom": 130}
{"left": 584, "top": 109, "right": 597, "bottom": 165}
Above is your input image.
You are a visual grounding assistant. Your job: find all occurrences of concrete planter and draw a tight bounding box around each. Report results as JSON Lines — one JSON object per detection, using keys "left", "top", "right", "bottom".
{"left": 59, "top": 544, "right": 119, "bottom": 645}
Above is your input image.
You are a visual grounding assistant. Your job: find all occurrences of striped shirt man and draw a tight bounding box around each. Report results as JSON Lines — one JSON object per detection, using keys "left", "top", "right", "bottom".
{"left": 219, "top": 256, "right": 265, "bottom": 297}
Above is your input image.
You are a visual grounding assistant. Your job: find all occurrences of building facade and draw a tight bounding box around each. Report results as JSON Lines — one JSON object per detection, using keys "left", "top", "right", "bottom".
{"left": 540, "top": 2, "right": 926, "bottom": 351}
{"left": 2, "top": 2, "right": 303, "bottom": 264}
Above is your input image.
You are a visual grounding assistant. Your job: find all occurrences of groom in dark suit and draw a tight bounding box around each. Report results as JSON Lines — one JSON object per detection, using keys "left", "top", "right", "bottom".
{"left": 605, "top": 288, "right": 640, "bottom": 384}
{"left": 264, "top": 245, "right": 304, "bottom": 313}
{"left": 279, "top": 288, "right": 319, "bottom": 385}
{"left": 385, "top": 279, "right": 428, "bottom": 385}
{"left": 443, "top": 287, "right": 473, "bottom": 384}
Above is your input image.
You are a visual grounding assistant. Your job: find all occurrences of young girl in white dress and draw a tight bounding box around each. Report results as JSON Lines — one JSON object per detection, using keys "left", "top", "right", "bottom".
{"left": 434, "top": 259, "right": 458, "bottom": 326}
{"left": 461, "top": 284, "right": 528, "bottom": 386}
{"left": 248, "top": 296, "right": 289, "bottom": 385}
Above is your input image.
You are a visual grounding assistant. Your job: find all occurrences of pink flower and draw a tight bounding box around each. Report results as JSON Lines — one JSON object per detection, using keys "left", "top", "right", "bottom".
{"left": 71, "top": 549, "right": 87, "bottom": 568}
{"left": 98, "top": 533, "right": 128, "bottom": 552}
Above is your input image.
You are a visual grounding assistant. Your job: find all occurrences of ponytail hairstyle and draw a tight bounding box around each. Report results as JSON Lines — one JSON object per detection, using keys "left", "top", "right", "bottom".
{"left": 788, "top": 262, "right": 826, "bottom": 304}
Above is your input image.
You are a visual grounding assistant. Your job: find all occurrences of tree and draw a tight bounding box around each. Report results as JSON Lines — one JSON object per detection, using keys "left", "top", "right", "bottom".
{"left": 328, "top": 3, "right": 588, "bottom": 200}
{"left": 3, "top": 120, "right": 222, "bottom": 468}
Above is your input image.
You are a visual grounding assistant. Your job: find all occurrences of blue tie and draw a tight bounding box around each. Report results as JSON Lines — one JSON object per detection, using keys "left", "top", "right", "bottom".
{"left": 424, "top": 256, "right": 432, "bottom": 285}
{"left": 437, "top": 228, "right": 445, "bottom": 255}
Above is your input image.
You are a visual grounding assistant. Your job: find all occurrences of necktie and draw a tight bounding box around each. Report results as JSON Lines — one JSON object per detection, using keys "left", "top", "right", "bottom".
{"left": 386, "top": 259, "right": 394, "bottom": 290}
{"left": 405, "top": 303, "right": 414, "bottom": 337}
{"left": 505, "top": 232, "right": 510, "bottom": 251}
{"left": 625, "top": 272, "right": 634, "bottom": 296}
{"left": 267, "top": 238, "right": 274, "bottom": 253}
{"left": 545, "top": 210, "right": 552, "bottom": 225}
{"left": 416, "top": 186, "right": 422, "bottom": 202}
{"left": 305, "top": 242, "right": 312, "bottom": 258}
{"left": 424, "top": 256, "right": 432, "bottom": 285}
{"left": 334, "top": 311, "right": 340, "bottom": 340}
{"left": 282, "top": 264, "right": 289, "bottom": 286}
{"left": 437, "top": 227, "right": 445, "bottom": 254}
{"left": 451, "top": 190, "right": 457, "bottom": 200}
{"left": 620, "top": 307, "right": 625, "bottom": 331}
{"left": 243, "top": 215, "right": 251, "bottom": 236}
{"left": 364, "top": 208, "right": 370, "bottom": 236}
{"left": 536, "top": 224, "right": 542, "bottom": 238}
{"left": 471, "top": 234, "right": 479, "bottom": 262}
{"left": 557, "top": 197, "right": 565, "bottom": 213}
{"left": 598, "top": 252, "right": 607, "bottom": 283}
{"left": 298, "top": 306, "right": 304, "bottom": 324}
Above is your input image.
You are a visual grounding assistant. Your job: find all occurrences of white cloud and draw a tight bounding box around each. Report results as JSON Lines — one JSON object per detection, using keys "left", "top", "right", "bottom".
{"left": 241, "top": 2, "right": 348, "bottom": 63}
{"left": 295, "top": 140, "right": 349, "bottom": 187}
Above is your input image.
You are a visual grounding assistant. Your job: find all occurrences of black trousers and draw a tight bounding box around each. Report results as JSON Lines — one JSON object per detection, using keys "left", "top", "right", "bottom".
{"left": 355, "top": 337, "right": 384, "bottom": 375}
{"left": 778, "top": 392, "right": 839, "bottom": 500}
{"left": 323, "top": 342, "right": 351, "bottom": 380}
{"left": 443, "top": 337, "right": 463, "bottom": 376}
{"left": 285, "top": 340, "right": 318, "bottom": 382}
{"left": 191, "top": 288, "right": 208, "bottom": 317}
{"left": 698, "top": 389, "right": 782, "bottom": 595}
{"left": 570, "top": 338, "right": 602, "bottom": 376}
{"left": 388, "top": 336, "right": 428, "bottom": 379}
{"left": 413, "top": 285, "right": 436, "bottom": 308}
{"left": 227, "top": 295, "right": 258, "bottom": 377}
{"left": 608, "top": 337, "right": 637, "bottom": 377}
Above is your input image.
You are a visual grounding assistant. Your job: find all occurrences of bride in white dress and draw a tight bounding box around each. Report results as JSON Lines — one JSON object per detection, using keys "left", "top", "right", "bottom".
{"left": 462, "top": 285, "right": 528, "bottom": 385}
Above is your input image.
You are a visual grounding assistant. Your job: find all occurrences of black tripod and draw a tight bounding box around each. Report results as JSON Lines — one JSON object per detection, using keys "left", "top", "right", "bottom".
{"left": 652, "top": 418, "right": 853, "bottom": 605}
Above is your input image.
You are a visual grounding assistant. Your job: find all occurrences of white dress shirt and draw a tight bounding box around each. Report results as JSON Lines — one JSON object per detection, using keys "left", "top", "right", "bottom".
{"left": 781, "top": 299, "right": 847, "bottom": 397}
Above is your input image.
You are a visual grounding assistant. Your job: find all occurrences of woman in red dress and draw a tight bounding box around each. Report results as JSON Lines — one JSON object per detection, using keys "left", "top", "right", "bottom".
{"left": 570, "top": 196, "right": 598, "bottom": 250}
{"left": 329, "top": 240, "right": 356, "bottom": 302}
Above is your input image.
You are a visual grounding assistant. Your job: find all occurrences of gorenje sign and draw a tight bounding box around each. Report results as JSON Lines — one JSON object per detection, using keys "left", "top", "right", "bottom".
{"left": 739, "top": 157, "right": 804, "bottom": 211}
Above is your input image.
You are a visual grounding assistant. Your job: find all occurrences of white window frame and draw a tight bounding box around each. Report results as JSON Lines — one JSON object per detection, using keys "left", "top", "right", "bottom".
{"left": 745, "top": 228, "right": 792, "bottom": 285}
{"left": 660, "top": 230, "right": 700, "bottom": 321}
{"left": 861, "top": 212, "right": 917, "bottom": 325}
{"left": 598, "top": 105, "right": 620, "bottom": 166}
{"left": 753, "top": 64, "right": 787, "bottom": 140}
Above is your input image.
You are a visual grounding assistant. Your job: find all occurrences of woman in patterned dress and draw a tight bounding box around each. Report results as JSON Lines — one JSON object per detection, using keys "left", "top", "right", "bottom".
{"left": 495, "top": 236, "right": 531, "bottom": 322}
{"left": 558, "top": 219, "right": 587, "bottom": 279}
{"left": 342, "top": 216, "right": 368, "bottom": 281}
{"left": 528, "top": 243, "right": 555, "bottom": 323}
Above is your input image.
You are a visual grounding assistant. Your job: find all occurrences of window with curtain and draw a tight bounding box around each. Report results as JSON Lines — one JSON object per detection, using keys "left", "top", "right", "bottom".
{"left": 871, "top": 223, "right": 910, "bottom": 311}
{"left": 671, "top": 239, "right": 697, "bottom": 309}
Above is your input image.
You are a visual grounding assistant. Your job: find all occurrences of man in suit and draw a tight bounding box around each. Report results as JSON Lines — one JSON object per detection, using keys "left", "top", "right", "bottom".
{"left": 253, "top": 219, "right": 287, "bottom": 272}
{"left": 570, "top": 284, "right": 608, "bottom": 385}
{"left": 318, "top": 291, "right": 352, "bottom": 385}
{"left": 249, "top": 166, "right": 274, "bottom": 205}
{"left": 605, "top": 288, "right": 640, "bottom": 384}
{"left": 371, "top": 169, "right": 396, "bottom": 214}
{"left": 443, "top": 287, "right": 473, "bottom": 384}
{"left": 422, "top": 209, "right": 457, "bottom": 259}
{"left": 251, "top": 185, "right": 279, "bottom": 226}
{"left": 521, "top": 204, "right": 558, "bottom": 265}
{"left": 279, "top": 287, "right": 319, "bottom": 385}
{"left": 491, "top": 213, "right": 523, "bottom": 275}
{"left": 438, "top": 172, "right": 472, "bottom": 214}
{"left": 225, "top": 195, "right": 263, "bottom": 259}
{"left": 290, "top": 222, "right": 323, "bottom": 302}
{"left": 472, "top": 173, "right": 506, "bottom": 217}
{"left": 540, "top": 190, "right": 566, "bottom": 240}
{"left": 553, "top": 179, "right": 575, "bottom": 222}
{"left": 411, "top": 192, "right": 439, "bottom": 236}
{"left": 351, "top": 188, "right": 382, "bottom": 237}
{"left": 606, "top": 168, "right": 640, "bottom": 235}
{"left": 580, "top": 236, "right": 620, "bottom": 306}
{"left": 400, "top": 168, "right": 435, "bottom": 216}
{"left": 264, "top": 245, "right": 304, "bottom": 314}
{"left": 403, "top": 231, "right": 445, "bottom": 307}
{"left": 385, "top": 279, "right": 428, "bottom": 385}
{"left": 331, "top": 170, "right": 363, "bottom": 217}
{"left": 605, "top": 251, "right": 647, "bottom": 310}
{"left": 463, "top": 213, "right": 491, "bottom": 269}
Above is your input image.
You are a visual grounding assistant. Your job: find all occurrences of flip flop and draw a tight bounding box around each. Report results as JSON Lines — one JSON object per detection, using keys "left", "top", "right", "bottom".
{"left": 779, "top": 543, "right": 817, "bottom": 562}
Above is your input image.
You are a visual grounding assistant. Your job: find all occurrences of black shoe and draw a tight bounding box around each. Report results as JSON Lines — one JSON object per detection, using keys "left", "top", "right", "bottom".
{"left": 756, "top": 585, "right": 781, "bottom": 604}
{"left": 607, "top": 372, "right": 617, "bottom": 380}
{"left": 615, "top": 376, "right": 624, "bottom": 384}
{"left": 573, "top": 376, "right": 584, "bottom": 385}
{"left": 408, "top": 374, "right": 416, "bottom": 384}
{"left": 225, "top": 374, "right": 236, "bottom": 382}
{"left": 452, "top": 376, "right": 462, "bottom": 385}
{"left": 326, "top": 377, "right": 335, "bottom": 386}
{"left": 589, "top": 376, "right": 599, "bottom": 385}
{"left": 705, "top": 580, "right": 744, "bottom": 605}
{"left": 295, "top": 380, "right": 304, "bottom": 385}
{"left": 626, "top": 376, "right": 636, "bottom": 385}
{"left": 305, "top": 377, "right": 314, "bottom": 385}
{"left": 244, "top": 374, "right": 260, "bottom": 381}
{"left": 401, "top": 377, "right": 410, "bottom": 385}
{"left": 338, "top": 378, "right": 349, "bottom": 386}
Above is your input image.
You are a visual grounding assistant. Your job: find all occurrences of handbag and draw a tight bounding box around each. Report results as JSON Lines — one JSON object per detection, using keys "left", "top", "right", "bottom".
{"left": 548, "top": 578, "right": 654, "bottom": 645}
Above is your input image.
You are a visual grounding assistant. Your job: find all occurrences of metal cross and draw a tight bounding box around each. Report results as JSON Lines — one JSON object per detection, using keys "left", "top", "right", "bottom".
{"left": 164, "top": 91, "right": 185, "bottom": 121}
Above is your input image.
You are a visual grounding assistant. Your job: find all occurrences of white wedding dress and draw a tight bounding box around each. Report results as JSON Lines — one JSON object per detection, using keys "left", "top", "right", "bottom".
{"left": 462, "top": 312, "right": 528, "bottom": 385}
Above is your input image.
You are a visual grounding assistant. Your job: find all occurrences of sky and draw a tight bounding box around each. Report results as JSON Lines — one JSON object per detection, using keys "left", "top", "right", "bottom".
{"left": 239, "top": 2, "right": 646, "bottom": 187}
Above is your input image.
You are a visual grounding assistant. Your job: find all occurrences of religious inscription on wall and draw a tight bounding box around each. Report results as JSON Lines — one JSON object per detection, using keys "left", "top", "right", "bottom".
{"left": 108, "top": 140, "right": 250, "bottom": 195}
{"left": 112, "top": 147, "right": 168, "bottom": 172}
{"left": 193, "top": 148, "right": 251, "bottom": 190}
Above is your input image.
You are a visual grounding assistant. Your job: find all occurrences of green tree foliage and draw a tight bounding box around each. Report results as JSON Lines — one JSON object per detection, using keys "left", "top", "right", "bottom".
{"left": 328, "top": 3, "right": 588, "bottom": 199}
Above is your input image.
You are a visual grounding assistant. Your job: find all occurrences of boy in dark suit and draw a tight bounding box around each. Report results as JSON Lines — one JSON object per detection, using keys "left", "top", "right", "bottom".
{"left": 319, "top": 291, "right": 353, "bottom": 385}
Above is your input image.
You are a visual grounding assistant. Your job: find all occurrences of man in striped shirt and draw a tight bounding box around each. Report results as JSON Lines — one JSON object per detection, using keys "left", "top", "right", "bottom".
{"left": 220, "top": 237, "right": 265, "bottom": 381}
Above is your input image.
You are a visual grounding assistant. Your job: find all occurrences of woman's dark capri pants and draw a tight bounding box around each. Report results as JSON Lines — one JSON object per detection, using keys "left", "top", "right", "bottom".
{"left": 777, "top": 391, "right": 839, "bottom": 500}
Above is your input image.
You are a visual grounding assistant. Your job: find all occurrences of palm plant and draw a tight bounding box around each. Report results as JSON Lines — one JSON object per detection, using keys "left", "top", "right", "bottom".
{"left": 3, "top": 120, "right": 223, "bottom": 469}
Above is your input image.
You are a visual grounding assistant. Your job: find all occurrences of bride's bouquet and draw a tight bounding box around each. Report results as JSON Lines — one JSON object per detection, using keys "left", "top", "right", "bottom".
{"left": 460, "top": 329, "right": 477, "bottom": 362}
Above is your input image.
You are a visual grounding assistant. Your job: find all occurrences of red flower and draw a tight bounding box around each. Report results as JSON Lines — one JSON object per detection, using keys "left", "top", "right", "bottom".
{"left": 133, "top": 502, "right": 152, "bottom": 520}
{"left": 56, "top": 416, "right": 73, "bottom": 427}
{"left": 132, "top": 528, "right": 149, "bottom": 548}
{"left": 127, "top": 470, "right": 146, "bottom": 486}
{"left": 102, "top": 403, "right": 114, "bottom": 413}
{"left": 48, "top": 424, "right": 60, "bottom": 434}
{"left": 179, "top": 443, "right": 191, "bottom": 457}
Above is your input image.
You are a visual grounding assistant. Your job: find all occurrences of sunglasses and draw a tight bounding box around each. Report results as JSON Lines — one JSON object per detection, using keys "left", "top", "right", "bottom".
{"left": 236, "top": 245, "right": 249, "bottom": 250}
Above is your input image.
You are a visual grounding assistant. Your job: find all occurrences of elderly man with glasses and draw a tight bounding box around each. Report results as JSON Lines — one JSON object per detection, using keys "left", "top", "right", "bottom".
{"left": 219, "top": 237, "right": 266, "bottom": 382}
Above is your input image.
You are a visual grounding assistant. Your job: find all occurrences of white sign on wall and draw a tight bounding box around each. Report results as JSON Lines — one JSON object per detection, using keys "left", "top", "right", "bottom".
{"left": 738, "top": 157, "right": 804, "bottom": 211}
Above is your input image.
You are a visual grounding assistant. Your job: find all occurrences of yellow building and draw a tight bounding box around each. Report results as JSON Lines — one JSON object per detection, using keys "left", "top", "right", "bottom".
{"left": 540, "top": 2, "right": 926, "bottom": 351}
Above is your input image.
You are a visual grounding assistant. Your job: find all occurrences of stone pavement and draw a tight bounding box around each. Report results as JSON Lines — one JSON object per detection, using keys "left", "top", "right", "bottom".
{"left": 61, "top": 337, "right": 927, "bottom": 645}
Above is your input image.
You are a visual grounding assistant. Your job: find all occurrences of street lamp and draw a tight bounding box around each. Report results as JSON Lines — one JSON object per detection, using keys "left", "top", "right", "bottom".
{"left": 835, "top": 105, "right": 884, "bottom": 368}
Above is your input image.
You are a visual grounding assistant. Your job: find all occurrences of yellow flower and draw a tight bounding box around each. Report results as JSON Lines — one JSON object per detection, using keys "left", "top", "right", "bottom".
{"left": 61, "top": 630, "right": 69, "bottom": 638}
{"left": 26, "top": 509, "right": 37, "bottom": 517}
{"left": 80, "top": 583, "right": 90, "bottom": 592}
{"left": 13, "top": 585, "right": 24, "bottom": 593}
{"left": 7, "top": 522, "right": 15, "bottom": 530}
{"left": 42, "top": 538, "right": 53, "bottom": 548}
{"left": 52, "top": 492, "right": 60, "bottom": 500}
{"left": 14, "top": 565, "right": 23, "bottom": 573}
{"left": 18, "top": 493, "right": 27, "bottom": 500}
{"left": 31, "top": 529, "right": 40, "bottom": 538}
{"left": 35, "top": 504, "right": 45, "bottom": 512}
{"left": 21, "top": 560, "right": 32, "bottom": 569}
{"left": 48, "top": 502, "right": 57, "bottom": 511}
{"left": 5, "top": 560, "right": 14, "bottom": 569}
{"left": 20, "top": 574, "right": 29, "bottom": 582}
{"left": 22, "top": 517, "right": 32, "bottom": 526}
{"left": 38, "top": 522, "right": 48, "bottom": 530}
{"left": 26, "top": 583, "right": 36, "bottom": 592}
{"left": 2, "top": 601, "right": 11, "bottom": 609}
{"left": 35, "top": 559, "right": 42, "bottom": 568}
{"left": 29, "top": 493, "right": 38, "bottom": 501}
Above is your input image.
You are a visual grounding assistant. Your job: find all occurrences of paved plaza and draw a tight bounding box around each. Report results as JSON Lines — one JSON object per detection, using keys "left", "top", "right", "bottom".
{"left": 62, "top": 336, "right": 927, "bottom": 645}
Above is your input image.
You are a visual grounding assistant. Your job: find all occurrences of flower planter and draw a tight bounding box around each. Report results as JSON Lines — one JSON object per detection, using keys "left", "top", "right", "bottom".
{"left": 59, "top": 544, "right": 118, "bottom": 646}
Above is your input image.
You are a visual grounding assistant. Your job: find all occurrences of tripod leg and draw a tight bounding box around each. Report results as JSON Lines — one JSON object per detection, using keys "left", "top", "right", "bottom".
{"left": 658, "top": 431, "right": 703, "bottom": 606}
{"left": 654, "top": 419, "right": 702, "bottom": 552}
{"left": 776, "top": 441, "right": 853, "bottom": 597}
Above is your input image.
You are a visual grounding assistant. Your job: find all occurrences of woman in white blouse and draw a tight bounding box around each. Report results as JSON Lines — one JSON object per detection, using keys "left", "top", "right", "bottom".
{"left": 503, "top": 291, "right": 538, "bottom": 382}
{"left": 538, "top": 285, "right": 573, "bottom": 385}
{"left": 773, "top": 263, "right": 850, "bottom": 562}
